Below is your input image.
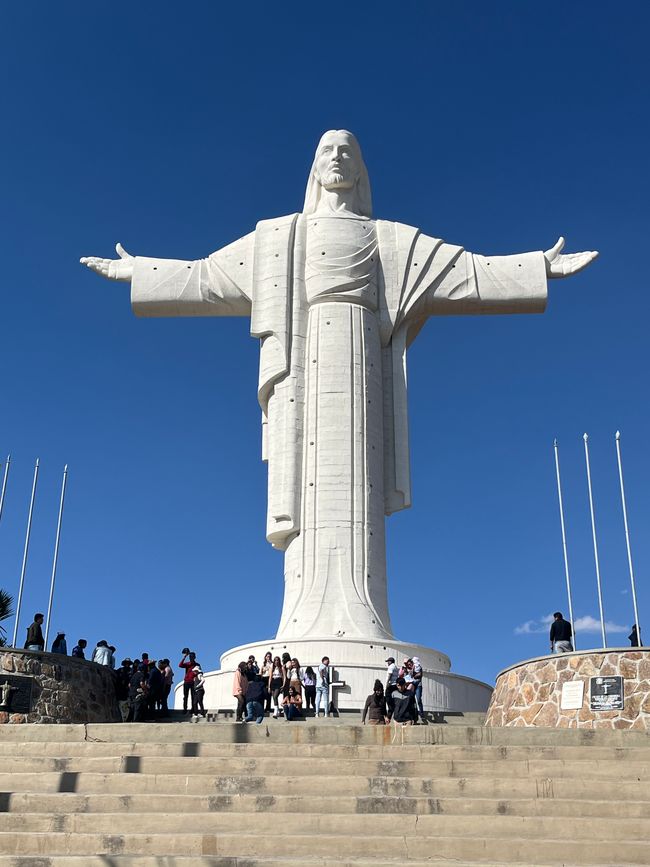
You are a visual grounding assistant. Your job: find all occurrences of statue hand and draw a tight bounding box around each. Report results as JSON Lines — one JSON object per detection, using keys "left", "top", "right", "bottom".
{"left": 544, "top": 237, "right": 598, "bottom": 279}
{"left": 80, "top": 243, "right": 134, "bottom": 282}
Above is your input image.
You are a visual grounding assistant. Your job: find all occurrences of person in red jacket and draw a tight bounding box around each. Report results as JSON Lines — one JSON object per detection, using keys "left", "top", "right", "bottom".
{"left": 179, "top": 650, "right": 199, "bottom": 714}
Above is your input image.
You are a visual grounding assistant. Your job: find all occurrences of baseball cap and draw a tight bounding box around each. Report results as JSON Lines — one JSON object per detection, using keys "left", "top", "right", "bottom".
{"left": 385, "top": 657, "right": 395, "bottom": 663}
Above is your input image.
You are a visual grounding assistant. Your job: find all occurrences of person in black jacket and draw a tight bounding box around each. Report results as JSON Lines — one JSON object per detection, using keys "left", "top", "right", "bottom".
{"left": 549, "top": 612, "right": 573, "bottom": 653}
{"left": 390, "top": 678, "right": 418, "bottom": 726}
{"left": 24, "top": 613, "right": 45, "bottom": 651}
{"left": 244, "top": 675, "right": 267, "bottom": 723}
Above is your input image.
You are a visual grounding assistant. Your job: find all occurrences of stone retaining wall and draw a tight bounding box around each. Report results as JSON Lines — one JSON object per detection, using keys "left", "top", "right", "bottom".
{"left": 486, "top": 648, "right": 650, "bottom": 730}
{"left": 0, "top": 648, "right": 120, "bottom": 724}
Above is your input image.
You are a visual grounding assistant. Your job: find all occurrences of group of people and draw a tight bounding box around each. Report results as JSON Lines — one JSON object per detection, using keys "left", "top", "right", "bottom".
{"left": 231, "top": 652, "right": 332, "bottom": 722}
{"left": 549, "top": 611, "right": 643, "bottom": 654}
{"left": 114, "top": 654, "right": 177, "bottom": 722}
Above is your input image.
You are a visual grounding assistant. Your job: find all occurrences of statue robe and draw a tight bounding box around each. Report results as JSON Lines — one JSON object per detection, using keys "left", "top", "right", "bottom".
{"left": 131, "top": 214, "right": 546, "bottom": 638}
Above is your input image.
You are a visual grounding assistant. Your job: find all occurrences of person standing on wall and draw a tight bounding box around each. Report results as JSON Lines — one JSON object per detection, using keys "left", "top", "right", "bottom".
{"left": 24, "top": 613, "right": 45, "bottom": 651}
{"left": 550, "top": 612, "right": 573, "bottom": 654}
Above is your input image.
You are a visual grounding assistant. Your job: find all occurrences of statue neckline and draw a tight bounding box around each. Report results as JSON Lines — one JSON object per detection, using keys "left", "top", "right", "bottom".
{"left": 306, "top": 212, "right": 372, "bottom": 222}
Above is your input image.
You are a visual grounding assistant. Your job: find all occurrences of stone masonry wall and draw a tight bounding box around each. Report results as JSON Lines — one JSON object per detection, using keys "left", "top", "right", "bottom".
{"left": 486, "top": 649, "right": 650, "bottom": 730}
{"left": 0, "top": 648, "right": 120, "bottom": 724}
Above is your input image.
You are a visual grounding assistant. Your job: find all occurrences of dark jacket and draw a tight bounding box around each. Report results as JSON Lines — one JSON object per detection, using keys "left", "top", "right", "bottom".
{"left": 246, "top": 678, "right": 267, "bottom": 704}
{"left": 390, "top": 688, "right": 417, "bottom": 723}
{"left": 549, "top": 618, "right": 572, "bottom": 643}
{"left": 362, "top": 693, "right": 388, "bottom": 723}
{"left": 25, "top": 621, "right": 44, "bottom": 650}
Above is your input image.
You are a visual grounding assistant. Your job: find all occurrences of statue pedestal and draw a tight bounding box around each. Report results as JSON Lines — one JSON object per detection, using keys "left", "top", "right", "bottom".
{"left": 177, "top": 636, "right": 492, "bottom": 714}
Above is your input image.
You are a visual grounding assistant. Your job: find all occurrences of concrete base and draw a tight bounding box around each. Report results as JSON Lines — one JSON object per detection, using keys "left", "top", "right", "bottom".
{"left": 175, "top": 636, "right": 492, "bottom": 714}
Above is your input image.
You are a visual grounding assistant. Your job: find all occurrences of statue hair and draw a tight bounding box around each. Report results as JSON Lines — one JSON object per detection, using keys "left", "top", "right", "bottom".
{"left": 303, "top": 130, "right": 372, "bottom": 218}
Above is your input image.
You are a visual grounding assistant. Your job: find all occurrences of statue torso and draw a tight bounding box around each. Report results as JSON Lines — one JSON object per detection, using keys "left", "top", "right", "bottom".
{"left": 305, "top": 215, "right": 378, "bottom": 310}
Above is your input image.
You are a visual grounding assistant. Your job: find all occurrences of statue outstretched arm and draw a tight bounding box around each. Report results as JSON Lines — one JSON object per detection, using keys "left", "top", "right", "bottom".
{"left": 80, "top": 232, "right": 255, "bottom": 318}
{"left": 419, "top": 235, "right": 598, "bottom": 317}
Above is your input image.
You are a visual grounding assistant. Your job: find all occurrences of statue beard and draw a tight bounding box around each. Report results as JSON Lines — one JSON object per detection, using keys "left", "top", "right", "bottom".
{"left": 319, "top": 171, "right": 350, "bottom": 189}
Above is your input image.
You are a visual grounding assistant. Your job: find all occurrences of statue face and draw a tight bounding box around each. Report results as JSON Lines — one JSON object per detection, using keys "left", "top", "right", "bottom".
{"left": 315, "top": 132, "right": 360, "bottom": 191}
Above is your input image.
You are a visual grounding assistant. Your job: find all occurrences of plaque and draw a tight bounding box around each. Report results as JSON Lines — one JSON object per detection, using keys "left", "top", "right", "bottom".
{"left": 590, "top": 676, "right": 624, "bottom": 711}
{"left": 560, "top": 680, "right": 584, "bottom": 710}
{"left": 0, "top": 674, "right": 34, "bottom": 715}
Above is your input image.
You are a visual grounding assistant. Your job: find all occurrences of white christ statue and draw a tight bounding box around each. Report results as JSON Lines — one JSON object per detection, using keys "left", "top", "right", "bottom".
{"left": 81, "top": 130, "right": 596, "bottom": 649}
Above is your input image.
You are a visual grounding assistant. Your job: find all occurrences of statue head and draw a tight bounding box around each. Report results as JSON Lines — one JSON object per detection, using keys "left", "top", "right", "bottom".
{"left": 303, "top": 130, "right": 372, "bottom": 217}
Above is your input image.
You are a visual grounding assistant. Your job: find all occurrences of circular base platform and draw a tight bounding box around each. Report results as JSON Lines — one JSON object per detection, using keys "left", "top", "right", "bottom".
{"left": 176, "top": 636, "right": 492, "bottom": 714}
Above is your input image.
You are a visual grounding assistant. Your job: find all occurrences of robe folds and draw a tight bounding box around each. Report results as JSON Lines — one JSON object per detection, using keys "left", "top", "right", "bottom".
{"left": 131, "top": 214, "right": 547, "bottom": 553}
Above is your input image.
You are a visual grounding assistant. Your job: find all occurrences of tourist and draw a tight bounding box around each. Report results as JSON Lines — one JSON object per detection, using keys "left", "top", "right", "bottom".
{"left": 399, "top": 658, "right": 415, "bottom": 690}
{"left": 281, "top": 652, "right": 292, "bottom": 698}
{"left": 260, "top": 652, "right": 273, "bottom": 712}
{"left": 161, "top": 659, "right": 174, "bottom": 715}
{"left": 268, "top": 655, "right": 285, "bottom": 719}
{"left": 179, "top": 650, "right": 199, "bottom": 715}
{"left": 362, "top": 680, "right": 389, "bottom": 725}
{"left": 92, "top": 640, "right": 113, "bottom": 666}
{"left": 244, "top": 673, "right": 266, "bottom": 723}
{"left": 147, "top": 660, "right": 164, "bottom": 717}
{"left": 108, "top": 646, "right": 117, "bottom": 669}
{"left": 71, "top": 639, "right": 87, "bottom": 659}
{"left": 247, "top": 654, "right": 260, "bottom": 675}
{"left": 127, "top": 662, "right": 148, "bottom": 722}
{"left": 282, "top": 685, "right": 303, "bottom": 721}
{"left": 50, "top": 632, "right": 67, "bottom": 655}
{"left": 629, "top": 624, "right": 641, "bottom": 647}
{"left": 24, "top": 613, "right": 45, "bottom": 651}
{"left": 193, "top": 665, "right": 206, "bottom": 717}
{"left": 115, "top": 658, "right": 132, "bottom": 721}
{"left": 246, "top": 657, "right": 259, "bottom": 682}
{"left": 391, "top": 678, "right": 417, "bottom": 726}
{"left": 233, "top": 660, "right": 248, "bottom": 721}
{"left": 411, "top": 656, "right": 425, "bottom": 721}
{"left": 287, "top": 657, "right": 303, "bottom": 695}
{"left": 315, "top": 656, "right": 330, "bottom": 718}
{"left": 549, "top": 612, "right": 573, "bottom": 653}
{"left": 385, "top": 656, "right": 399, "bottom": 719}
{"left": 302, "top": 665, "right": 317, "bottom": 712}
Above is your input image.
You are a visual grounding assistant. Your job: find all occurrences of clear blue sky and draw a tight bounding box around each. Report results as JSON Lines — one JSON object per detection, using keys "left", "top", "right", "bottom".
{"left": 1, "top": 2, "right": 648, "bottom": 684}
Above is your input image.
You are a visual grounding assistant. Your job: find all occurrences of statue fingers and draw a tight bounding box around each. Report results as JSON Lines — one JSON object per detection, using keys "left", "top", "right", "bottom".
{"left": 115, "top": 242, "right": 133, "bottom": 260}
{"left": 544, "top": 236, "right": 565, "bottom": 260}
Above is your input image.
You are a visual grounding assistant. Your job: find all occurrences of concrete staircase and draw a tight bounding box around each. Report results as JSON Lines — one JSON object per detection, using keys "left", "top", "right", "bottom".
{"left": 0, "top": 720, "right": 649, "bottom": 866}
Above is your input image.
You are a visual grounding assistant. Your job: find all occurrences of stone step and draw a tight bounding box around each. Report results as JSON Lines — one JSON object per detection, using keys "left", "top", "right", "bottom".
{"left": 0, "top": 858, "right": 555, "bottom": 867}
{"left": 1, "top": 831, "right": 647, "bottom": 863}
{"left": 1, "top": 754, "right": 649, "bottom": 779}
{"left": 1, "top": 771, "right": 648, "bottom": 800}
{"left": 1, "top": 722, "right": 649, "bottom": 747}
{"left": 2, "top": 740, "right": 649, "bottom": 762}
{"left": 1, "top": 811, "right": 649, "bottom": 840}
{"left": 4, "top": 790, "right": 649, "bottom": 818}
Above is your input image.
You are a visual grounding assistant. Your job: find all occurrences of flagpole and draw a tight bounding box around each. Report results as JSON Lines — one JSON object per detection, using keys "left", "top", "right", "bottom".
{"left": 12, "top": 458, "right": 40, "bottom": 648}
{"left": 44, "top": 465, "right": 68, "bottom": 650}
{"left": 553, "top": 439, "right": 576, "bottom": 649}
{"left": 615, "top": 432, "right": 641, "bottom": 645}
{"left": 583, "top": 434, "right": 606, "bottom": 648}
{"left": 0, "top": 455, "right": 10, "bottom": 525}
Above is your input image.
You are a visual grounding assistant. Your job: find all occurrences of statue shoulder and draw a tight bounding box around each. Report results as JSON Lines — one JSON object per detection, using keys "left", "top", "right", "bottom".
{"left": 255, "top": 213, "right": 301, "bottom": 235}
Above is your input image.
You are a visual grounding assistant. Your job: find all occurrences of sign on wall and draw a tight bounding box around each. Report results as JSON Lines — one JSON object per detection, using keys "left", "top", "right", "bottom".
{"left": 560, "top": 680, "right": 585, "bottom": 710}
{"left": 590, "top": 676, "right": 624, "bottom": 711}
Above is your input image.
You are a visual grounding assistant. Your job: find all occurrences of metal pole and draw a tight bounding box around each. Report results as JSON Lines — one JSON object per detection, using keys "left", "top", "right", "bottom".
{"left": 553, "top": 440, "right": 577, "bottom": 649}
{"left": 11, "top": 458, "right": 40, "bottom": 648}
{"left": 615, "top": 432, "right": 641, "bottom": 646}
{"left": 0, "top": 455, "right": 10, "bottom": 524}
{"left": 583, "top": 434, "right": 606, "bottom": 648}
{"left": 44, "top": 465, "right": 68, "bottom": 650}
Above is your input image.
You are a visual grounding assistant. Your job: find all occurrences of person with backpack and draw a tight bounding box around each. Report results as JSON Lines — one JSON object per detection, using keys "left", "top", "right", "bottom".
{"left": 192, "top": 665, "right": 206, "bottom": 718}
